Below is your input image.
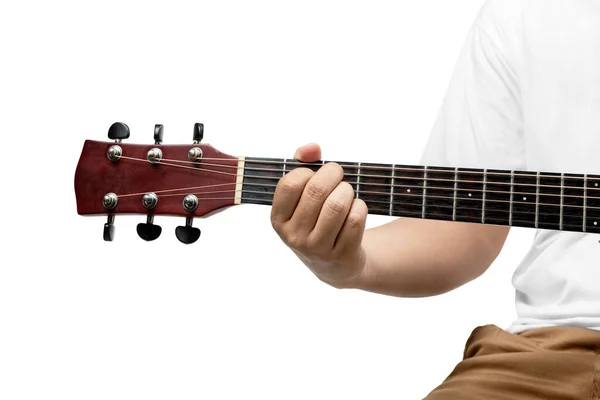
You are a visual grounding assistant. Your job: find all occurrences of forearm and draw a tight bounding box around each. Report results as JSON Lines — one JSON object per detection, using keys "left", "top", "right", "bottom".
{"left": 346, "top": 218, "right": 510, "bottom": 297}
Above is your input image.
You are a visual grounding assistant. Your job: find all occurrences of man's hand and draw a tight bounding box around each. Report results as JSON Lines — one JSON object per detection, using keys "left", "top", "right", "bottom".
{"left": 270, "top": 143, "right": 369, "bottom": 288}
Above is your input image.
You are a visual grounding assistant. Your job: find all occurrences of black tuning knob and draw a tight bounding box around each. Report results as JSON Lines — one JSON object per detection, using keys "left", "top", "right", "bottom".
{"left": 108, "top": 122, "right": 130, "bottom": 142}
{"left": 176, "top": 217, "right": 201, "bottom": 244}
{"left": 137, "top": 216, "right": 162, "bottom": 241}
{"left": 154, "top": 124, "right": 164, "bottom": 145}
{"left": 193, "top": 123, "right": 203, "bottom": 144}
{"left": 137, "top": 193, "right": 161, "bottom": 241}
{"left": 103, "top": 215, "right": 115, "bottom": 241}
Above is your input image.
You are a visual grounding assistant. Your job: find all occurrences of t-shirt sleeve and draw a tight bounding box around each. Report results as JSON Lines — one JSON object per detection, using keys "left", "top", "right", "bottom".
{"left": 419, "top": 1, "right": 525, "bottom": 171}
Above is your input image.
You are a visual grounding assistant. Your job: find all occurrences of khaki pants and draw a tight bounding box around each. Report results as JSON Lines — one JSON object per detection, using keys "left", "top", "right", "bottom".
{"left": 424, "top": 324, "right": 600, "bottom": 400}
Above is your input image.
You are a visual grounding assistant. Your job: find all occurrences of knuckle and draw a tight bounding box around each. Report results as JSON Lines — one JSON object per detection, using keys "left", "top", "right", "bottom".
{"left": 278, "top": 171, "right": 311, "bottom": 192}
{"left": 324, "top": 198, "right": 347, "bottom": 215}
{"left": 277, "top": 179, "right": 301, "bottom": 194}
{"left": 305, "top": 234, "right": 323, "bottom": 250}
{"left": 305, "top": 182, "right": 329, "bottom": 201}
{"left": 346, "top": 213, "right": 364, "bottom": 229}
{"left": 285, "top": 233, "right": 307, "bottom": 251}
{"left": 304, "top": 235, "right": 330, "bottom": 258}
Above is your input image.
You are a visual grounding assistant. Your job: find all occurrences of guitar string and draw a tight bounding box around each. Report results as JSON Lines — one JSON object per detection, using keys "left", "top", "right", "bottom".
{"left": 152, "top": 155, "right": 598, "bottom": 182}
{"left": 118, "top": 182, "right": 240, "bottom": 198}
{"left": 159, "top": 188, "right": 591, "bottom": 218}
{"left": 148, "top": 179, "right": 558, "bottom": 201}
{"left": 155, "top": 156, "right": 593, "bottom": 190}
{"left": 144, "top": 192, "right": 586, "bottom": 228}
{"left": 147, "top": 192, "right": 588, "bottom": 229}
{"left": 119, "top": 155, "right": 596, "bottom": 195}
{"left": 115, "top": 156, "right": 600, "bottom": 206}
{"left": 158, "top": 185, "right": 558, "bottom": 209}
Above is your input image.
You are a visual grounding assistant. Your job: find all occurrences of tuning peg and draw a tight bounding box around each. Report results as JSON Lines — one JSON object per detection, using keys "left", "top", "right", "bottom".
{"left": 154, "top": 124, "right": 164, "bottom": 145}
{"left": 193, "top": 122, "right": 203, "bottom": 144}
{"left": 176, "top": 194, "right": 200, "bottom": 244}
{"left": 176, "top": 217, "right": 201, "bottom": 244}
{"left": 136, "top": 193, "right": 161, "bottom": 241}
{"left": 103, "top": 215, "right": 115, "bottom": 241}
{"left": 102, "top": 193, "right": 118, "bottom": 241}
{"left": 137, "top": 216, "right": 162, "bottom": 241}
{"left": 108, "top": 122, "right": 130, "bottom": 143}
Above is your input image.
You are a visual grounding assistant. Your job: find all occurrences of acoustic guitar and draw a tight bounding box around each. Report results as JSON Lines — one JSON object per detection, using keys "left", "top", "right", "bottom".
{"left": 75, "top": 122, "right": 600, "bottom": 244}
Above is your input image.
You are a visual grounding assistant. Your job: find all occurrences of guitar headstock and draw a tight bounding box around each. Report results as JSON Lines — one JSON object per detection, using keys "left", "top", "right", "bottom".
{"left": 74, "top": 122, "right": 240, "bottom": 244}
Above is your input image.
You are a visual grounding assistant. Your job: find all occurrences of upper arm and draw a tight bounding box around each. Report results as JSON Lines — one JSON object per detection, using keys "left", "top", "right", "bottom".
{"left": 420, "top": 0, "right": 525, "bottom": 172}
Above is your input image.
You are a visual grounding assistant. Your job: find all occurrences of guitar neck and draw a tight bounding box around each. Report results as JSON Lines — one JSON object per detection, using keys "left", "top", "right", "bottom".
{"left": 238, "top": 157, "right": 600, "bottom": 234}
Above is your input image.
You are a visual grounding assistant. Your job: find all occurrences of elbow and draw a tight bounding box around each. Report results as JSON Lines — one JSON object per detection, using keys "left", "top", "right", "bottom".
{"left": 436, "top": 226, "right": 510, "bottom": 295}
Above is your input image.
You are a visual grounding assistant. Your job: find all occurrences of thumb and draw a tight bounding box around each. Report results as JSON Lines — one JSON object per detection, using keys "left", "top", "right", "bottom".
{"left": 293, "top": 143, "right": 322, "bottom": 162}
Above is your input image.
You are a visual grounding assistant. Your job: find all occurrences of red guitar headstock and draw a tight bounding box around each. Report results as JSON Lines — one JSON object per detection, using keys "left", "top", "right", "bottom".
{"left": 74, "top": 123, "right": 240, "bottom": 243}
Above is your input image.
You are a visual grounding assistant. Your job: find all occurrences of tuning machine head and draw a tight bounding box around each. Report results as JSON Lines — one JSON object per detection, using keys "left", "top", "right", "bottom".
{"left": 108, "top": 122, "right": 130, "bottom": 143}
{"left": 154, "top": 124, "right": 164, "bottom": 145}
{"left": 175, "top": 194, "right": 201, "bottom": 244}
{"left": 102, "top": 192, "right": 118, "bottom": 241}
{"left": 176, "top": 218, "right": 201, "bottom": 244}
{"left": 193, "top": 123, "right": 203, "bottom": 144}
{"left": 137, "top": 217, "right": 162, "bottom": 241}
{"left": 104, "top": 215, "right": 115, "bottom": 241}
{"left": 136, "top": 193, "right": 162, "bottom": 241}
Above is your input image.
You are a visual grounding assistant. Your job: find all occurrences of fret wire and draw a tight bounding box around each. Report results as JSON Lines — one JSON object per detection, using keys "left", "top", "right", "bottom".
{"left": 452, "top": 167, "right": 458, "bottom": 222}
{"left": 356, "top": 162, "right": 362, "bottom": 200}
{"left": 256, "top": 172, "right": 591, "bottom": 201}
{"left": 373, "top": 209, "right": 583, "bottom": 229}
{"left": 126, "top": 175, "right": 600, "bottom": 203}
{"left": 210, "top": 158, "right": 600, "bottom": 197}
{"left": 239, "top": 158, "right": 589, "bottom": 234}
{"left": 277, "top": 166, "right": 561, "bottom": 189}
{"left": 241, "top": 158, "right": 587, "bottom": 182}
{"left": 238, "top": 184, "right": 600, "bottom": 210}
{"left": 250, "top": 167, "right": 589, "bottom": 198}
{"left": 422, "top": 167, "right": 428, "bottom": 219}
{"left": 241, "top": 189, "right": 574, "bottom": 218}
{"left": 509, "top": 171, "right": 515, "bottom": 226}
{"left": 389, "top": 164, "right": 396, "bottom": 217}
{"left": 129, "top": 156, "right": 591, "bottom": 229}
{"left": 584, "top": 174, "right": 588, "bottom": 232}
{"left": 560, "top": 173, "right": 565, "bottom": 230}
{"left": 535, "top": 172, "right": 540, "bottom": 228}
{"left": 236, "top": 180, "right": 600, "bottom": 210}
{"left": 482, "top": 169, "right": 487, "bottom": 224}
{"left": 227, "top": 161, "right": 593, "bottom": 194}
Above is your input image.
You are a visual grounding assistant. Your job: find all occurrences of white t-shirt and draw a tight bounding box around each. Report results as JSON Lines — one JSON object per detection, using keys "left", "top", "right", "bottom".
{"left": 420, "top": 0, "right": 600, "bottom": 333}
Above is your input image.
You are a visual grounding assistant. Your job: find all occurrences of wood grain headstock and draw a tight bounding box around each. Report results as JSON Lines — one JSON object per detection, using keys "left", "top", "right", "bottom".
{"left": 74, "top": 123, "right": 240, "bottom": 243}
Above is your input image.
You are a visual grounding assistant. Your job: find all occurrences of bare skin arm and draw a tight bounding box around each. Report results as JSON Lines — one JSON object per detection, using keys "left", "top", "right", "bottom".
{"left": 356, "top": 218, "right": 509, "bottom": 297}
{"left": 271, "top": 143, "right": 510, "bottom": 298}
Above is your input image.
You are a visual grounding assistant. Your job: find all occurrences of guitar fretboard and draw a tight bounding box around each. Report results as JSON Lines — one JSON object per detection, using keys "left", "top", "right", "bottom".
{"left": 240, "top": 157, "right": 600, "bottom": 234}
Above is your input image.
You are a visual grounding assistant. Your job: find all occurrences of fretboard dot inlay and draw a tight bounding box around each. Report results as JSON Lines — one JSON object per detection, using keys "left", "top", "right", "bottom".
{"left": 240, "top": 159, "right": 594, "bottom": 235}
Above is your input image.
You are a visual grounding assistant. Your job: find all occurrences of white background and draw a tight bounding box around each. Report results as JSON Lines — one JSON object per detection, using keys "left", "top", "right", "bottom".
{"left": 1, "top": 1, "right": 534, "bottom": 399}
